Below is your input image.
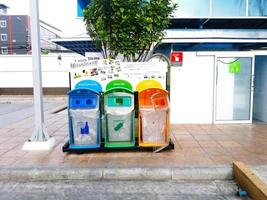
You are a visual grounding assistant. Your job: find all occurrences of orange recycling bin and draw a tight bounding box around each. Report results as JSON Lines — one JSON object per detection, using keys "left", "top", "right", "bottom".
{"left": 136, "top": 80, "right": 170, "bottom": 147}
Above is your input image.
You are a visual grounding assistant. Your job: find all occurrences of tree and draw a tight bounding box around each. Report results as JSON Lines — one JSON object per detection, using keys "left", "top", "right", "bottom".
{"left": 83, "top": 0, "right": 176, "bottom": 61}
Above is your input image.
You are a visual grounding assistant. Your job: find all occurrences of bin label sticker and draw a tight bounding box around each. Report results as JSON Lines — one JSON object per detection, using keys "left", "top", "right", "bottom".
{"left": 114, "top": 121, "right": 124, "bottom": 132}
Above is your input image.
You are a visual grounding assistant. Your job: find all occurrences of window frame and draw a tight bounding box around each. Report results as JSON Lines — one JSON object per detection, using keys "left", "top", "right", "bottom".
{"left": 1, "top": 47, "right": 8, "bottom": 55}
{"left": 0, "top": 33, "right": 7, "bottom": 41}
{"left": 0, "top": 20, "right": 7, "bottom": 28}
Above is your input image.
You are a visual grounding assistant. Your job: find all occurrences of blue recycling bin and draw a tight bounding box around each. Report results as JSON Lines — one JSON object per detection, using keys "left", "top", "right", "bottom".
{"left": 68, "top": 80, "right": 102, "bottom": 149}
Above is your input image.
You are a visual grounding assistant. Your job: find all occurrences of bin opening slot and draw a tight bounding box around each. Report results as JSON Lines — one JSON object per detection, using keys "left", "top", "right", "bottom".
{"left": 151, "top": 93, "right": 168, "bottom": 109}
{"left": 86, "top": 99, "right": 93, "bottom": 105}
{"left": 108, "top": 96, "right": 131, "bottom": 107}
{"left": 71, "top": 97, "right": 97, "bottom": 109}
{"left": 116, "top": 98, "right": 123, "bottom": 105}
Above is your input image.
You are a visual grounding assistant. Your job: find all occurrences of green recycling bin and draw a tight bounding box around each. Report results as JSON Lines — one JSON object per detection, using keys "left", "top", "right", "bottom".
{"left": 104, "top": 80, "right": 135, "bottom": 148}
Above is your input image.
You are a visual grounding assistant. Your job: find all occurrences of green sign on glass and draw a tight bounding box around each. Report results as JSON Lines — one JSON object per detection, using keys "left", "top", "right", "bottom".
{"left": 229, "top": 61, "right": 241, "bottom": 74}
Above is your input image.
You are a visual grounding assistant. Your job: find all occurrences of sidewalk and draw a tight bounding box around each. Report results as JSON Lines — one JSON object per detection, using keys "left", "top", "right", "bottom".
{"left": 0, "top": 96, "right": 267, "bottom": 169}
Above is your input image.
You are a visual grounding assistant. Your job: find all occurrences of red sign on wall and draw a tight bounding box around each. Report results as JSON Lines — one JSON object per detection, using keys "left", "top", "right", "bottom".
{"left": 170, "top": 52, "right": 183, "bottom": 66}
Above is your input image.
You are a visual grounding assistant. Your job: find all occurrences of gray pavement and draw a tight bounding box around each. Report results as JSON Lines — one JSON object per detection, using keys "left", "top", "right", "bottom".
{"left": 0, "top": 99, "right": 66, "bottom": 128}
{"left": 0, "top": 180, "right": 247, "bottom": 200}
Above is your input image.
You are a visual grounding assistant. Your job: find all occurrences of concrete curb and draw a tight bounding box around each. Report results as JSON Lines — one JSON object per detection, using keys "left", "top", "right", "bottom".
{"left": 172, "top": 166, "right": 233, "bottom": 180}
{"left": 0, "top": 166, "right": 233, "bottom": 181}
{"left": 103, "top": 168, "right": 172, "bottom": 181}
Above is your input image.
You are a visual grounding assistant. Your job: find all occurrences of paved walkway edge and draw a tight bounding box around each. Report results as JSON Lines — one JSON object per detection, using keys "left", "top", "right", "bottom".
{"left": 0, "top": 166, "right": 233, "bottom": 181}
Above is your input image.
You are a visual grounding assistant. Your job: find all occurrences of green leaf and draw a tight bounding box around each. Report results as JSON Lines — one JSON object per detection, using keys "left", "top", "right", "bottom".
{"left": 83, "top": 0, "right": 176, "bottom": 61}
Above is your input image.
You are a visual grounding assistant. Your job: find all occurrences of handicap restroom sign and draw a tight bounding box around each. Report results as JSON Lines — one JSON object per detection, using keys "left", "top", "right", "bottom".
{"left": 229, "top": 61, "right": 241, "bottom": 74}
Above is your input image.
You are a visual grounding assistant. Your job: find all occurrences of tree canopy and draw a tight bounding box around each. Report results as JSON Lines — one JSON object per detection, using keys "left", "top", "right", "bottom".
{"left": 84, "top": 0, "right": 176, "bottom": 61}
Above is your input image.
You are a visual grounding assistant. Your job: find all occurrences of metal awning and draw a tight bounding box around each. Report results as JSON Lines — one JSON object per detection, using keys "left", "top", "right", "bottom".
{"left": 164, "top": 29, "right": 267, "bottom": 41}
{"left": 53, "top": 28, "right": 267, "bottom": 55}
{"left": 155, "top": 42, "right": 267, "bottom": 52}
{"left": 52, "top": 37, "right": 101, "bottom": 56}
{"left": 160, "top": 29, "right": 267, "bottom": 51}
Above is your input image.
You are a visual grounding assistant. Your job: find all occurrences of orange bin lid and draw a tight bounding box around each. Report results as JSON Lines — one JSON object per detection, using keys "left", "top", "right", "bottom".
{"left": 136, "top": 80, "right": 168, "bottom": 108}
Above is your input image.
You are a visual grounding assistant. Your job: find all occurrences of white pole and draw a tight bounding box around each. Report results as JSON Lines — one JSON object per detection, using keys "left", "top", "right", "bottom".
{"left": 23, "top": 0, "right": 55, "bottom": 150}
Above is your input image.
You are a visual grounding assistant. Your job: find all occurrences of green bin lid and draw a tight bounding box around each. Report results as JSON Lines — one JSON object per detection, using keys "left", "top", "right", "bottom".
{"left": 105, "top": 79, "right": 133, "bottom": 94}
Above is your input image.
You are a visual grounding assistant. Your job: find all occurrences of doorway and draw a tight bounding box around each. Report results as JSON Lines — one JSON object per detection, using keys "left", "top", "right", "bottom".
{"left": 253, "top": 56, "right": 267, "bottom": 123}
{"left": 214, "top": 56, "right": 254, "bottom": 124}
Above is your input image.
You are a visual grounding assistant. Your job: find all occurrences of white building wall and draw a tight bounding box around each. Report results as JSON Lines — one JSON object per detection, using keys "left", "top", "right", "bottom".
{"left": 0, "top": 54, "right": 83, "bottom": 88}
{"left": 1, "top": 0, "right": 86, "bottom": 37}
{"left": 170, "top": 52, "right": 214, "bottom": 124}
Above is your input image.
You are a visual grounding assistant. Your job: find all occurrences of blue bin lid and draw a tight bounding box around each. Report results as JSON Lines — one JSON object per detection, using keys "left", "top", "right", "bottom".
{"left": 74, "top": 80, "right": 102, "bottom": 94}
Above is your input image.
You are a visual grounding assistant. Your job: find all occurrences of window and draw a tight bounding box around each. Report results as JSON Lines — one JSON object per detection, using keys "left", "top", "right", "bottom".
{"left": 0, "top": 34, "right": 7, "bottom": 41}
{"left": 77, "top": 0, "right": 90, "bottom": 17}
{"left": 1, "top": 47, "right": 8, "bottom": 55}
{"left": 249, "top": 0, "right": 267, "bottom": 16}
{"left": 212, "top": 0, "right": 246, "bottom": 17}
{"left": 172, "top": 0, "right": 210, "bottom": 18}
{"left": 0, "top": 20, "right": 7, "bottom": 28}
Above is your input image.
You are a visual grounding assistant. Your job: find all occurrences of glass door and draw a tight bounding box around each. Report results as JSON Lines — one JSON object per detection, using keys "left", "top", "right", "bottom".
{"left": 215, "top": 57, "right": 253, "bottom": 123}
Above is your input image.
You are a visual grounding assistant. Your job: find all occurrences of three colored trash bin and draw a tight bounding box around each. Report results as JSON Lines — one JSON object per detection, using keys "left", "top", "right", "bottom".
{"left": 136, "top": 80, "right": 170, "bottom": 147}
{"left": 68, "top": 80, "right": 102, "bottom": 149}
{"left": 67, "top": 79, "right": 170, "bottom": 150}
{"left": 104, "top": 80, "right": 135, "bottom": 148}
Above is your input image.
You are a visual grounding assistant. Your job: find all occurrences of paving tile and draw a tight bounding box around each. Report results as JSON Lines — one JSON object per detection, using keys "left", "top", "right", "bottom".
{"left": 174, "top": 134, "right": 195, "bottom": 141}
{"left": 76, "top": 157, "right": 111, "bottom": 167}
{"left": 0, "top": 142, "right": 19, "bottom": 150}
{"left": 0, "top": 149, "right": 9, "bottom": 156}
{"left": 178, "top": 141, "right": 201, "bottom": 148}
{"left": 171, "top": 124, "right": 186, "bottom": 130}
{"left": 0, "top": 148, "right": 28, "bottom": 158}
{"left": 2, "top": 100, "right": 267, "bottom": 167}
{"left": 5, "top": 136, "right": 29, "bottom": 145}
{"left": 22, "top": 151, "right": 50, "bottom": 159}
{"left": 187, "top": 129, "right": 208, "bottom": 135}
{"left": 171, "top": 129, "right": 190, "bottom": 135}
{"left": 108, "top": 157, "right": 142, "bottom": 167}
{"left": 5, "top": 128, "right": 29, "bottom": 136}
{"left": 0, "top": 129, "right": 13, "bottom": 135}
{"left": 202, "top": 147, "right": 230, "bottom": 156}
{"left": 133, "top": 156, "right": 188, "bottom": 167}
{"left": 198, "top": 141, "right": 221, "bottom": 148}
{"left": 13, "top": 157, "right": 43, "bottom": 166}
{"left": 0, "top": 137, "right": 11, "bottom": 144}
{"left": 210, "top": 134, "right": 233, "bottom": 141}
{"left": 0, "top": 157, "right": 17, "bottom": 166}
{"left": 173, "top": 147, "right": 206, "bottom": 157}
{"left": 218, "top": 141, "right": 242, "bottom": 148}
{"left": 199, "top": 124, "right": 219, "bottom": 129}
{"left": 184, "top": 125, "right": 202, "bottom": 130}
{"left": 232, "top": 154, "right": 265, "bottom": 165}
{"left": 205, "top": 129, "right": 224, "bottom": 135}
{"left": 209, "top": 155, "right": 234, "bottom": 165}
{"left": 193, "top": 134, "right": 213, "bottom": 141}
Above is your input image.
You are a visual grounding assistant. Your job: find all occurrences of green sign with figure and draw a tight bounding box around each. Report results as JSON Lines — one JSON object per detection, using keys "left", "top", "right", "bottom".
{"left": 229, "top": 61, "right": 241, "bottom": 74}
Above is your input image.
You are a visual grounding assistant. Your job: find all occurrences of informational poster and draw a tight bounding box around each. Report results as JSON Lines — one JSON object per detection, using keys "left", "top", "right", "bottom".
{"left": 70, "top": 58, "right": 167, "bottom": 90}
